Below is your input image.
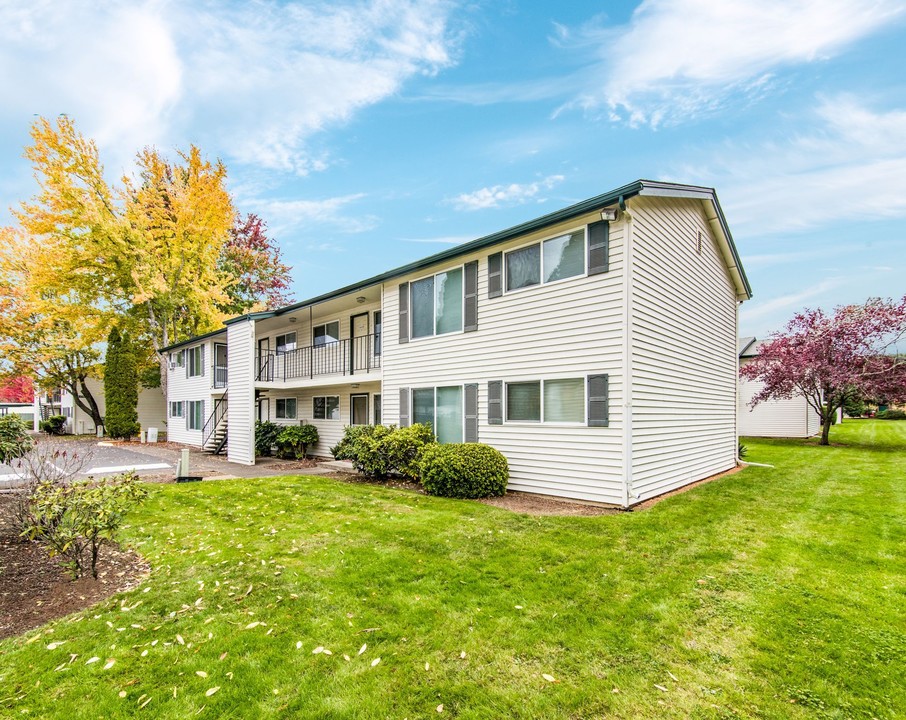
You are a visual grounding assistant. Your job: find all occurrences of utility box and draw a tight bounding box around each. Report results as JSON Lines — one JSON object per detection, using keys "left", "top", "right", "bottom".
{"left": 147, "top": 427, "right": 159, "bottom": 443}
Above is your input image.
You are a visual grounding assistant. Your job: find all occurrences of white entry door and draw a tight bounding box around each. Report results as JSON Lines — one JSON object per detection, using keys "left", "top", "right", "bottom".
{"left": 350, "top": 313, "right": 369, "bottom": 372}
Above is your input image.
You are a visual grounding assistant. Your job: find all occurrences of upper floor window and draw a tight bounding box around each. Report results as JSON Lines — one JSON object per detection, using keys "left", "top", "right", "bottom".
{"left": 506, "top": 229, "right": 585, "bottom": 292}
{"left": 411, "top": 267, "right": 463, "bottom": 339}
{"left": 187, "top": 345, "right": 204, "bottom": 378}
{"left": 313, "top": 321, "right": 340, "bottom": 347}
{"left": 276, "top": 332, "right": 296, "bottom": 354}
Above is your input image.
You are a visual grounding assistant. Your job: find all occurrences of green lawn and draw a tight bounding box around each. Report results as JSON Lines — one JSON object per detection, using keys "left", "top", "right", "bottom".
{"left": 1, "top": 421, "right": 904, "bottom": 719}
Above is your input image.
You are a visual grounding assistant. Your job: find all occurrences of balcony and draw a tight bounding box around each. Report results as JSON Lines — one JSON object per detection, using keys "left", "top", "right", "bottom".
{"left": 213, "top": 364, "right": 228, "bottom": 389}
{"left": 256, "top": 333, "right": 381, "bottom": 383}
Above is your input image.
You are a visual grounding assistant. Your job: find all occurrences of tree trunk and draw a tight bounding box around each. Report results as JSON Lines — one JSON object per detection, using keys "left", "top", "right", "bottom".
{"left": 68, "top": 376, "right": 104, "bottom": 429}
{"left": 820, "top": 414, "right": 832, "bottom": 445}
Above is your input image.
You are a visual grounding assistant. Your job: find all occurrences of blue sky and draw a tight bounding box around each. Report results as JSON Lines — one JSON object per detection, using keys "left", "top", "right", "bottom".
{"left": 1, "top": 0, "right": 904, "bottom": 338}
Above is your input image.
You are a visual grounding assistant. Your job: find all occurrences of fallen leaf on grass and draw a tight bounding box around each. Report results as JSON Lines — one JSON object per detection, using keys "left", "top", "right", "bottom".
{"left": 205, "top": 687, "right": 220, "bottom": 697}
{"left": 542, "top": 674, "right": 556, "bottom": 683}
{"left": 312, "top": 646, "right": 324, "bottom": 654}
{"left": 358, "top": 643, "right": 367, "bottom": 655}
{"left": 219, "top": 652, "right": 228, "bottom": 661}
{"left": 245, "top": 622, "right": 262, "bottom": 630}
{"left": 86, "top": 657, "right": 100, "bottom": 665}
{"left": 371, "top": 657, "right": 381, "bottom": 667}
{"left": 104, "top": 659, "right": 116, "bottom": 670}
{"left": 139, "top": 697, "right": 152, "bottom": 708}
{"left": 296, "top": 641, "right": 303, "bottom": 650}
{"left": 196, "top": 671, "right": 208, "bottom": 678}
{"left": 46, "top": 641, "right": 66, "bottom": 650}
{"left": 654, "top": 684, "right": 668, "bottom": 692}
{"left": 460, "top": 651, "right": 466, "bottom": 659}
{"left": 667, "top": 671, "right": 679, "bottom": 682}
{"left": 425, "top": 662, "right": 430, "bottom": 671}
{"left": 118, "top": 691, "right": 127, "bottom": 698}
{"left": 436, "top": 704, "right": 444, "bottom": 713}
{"left": 176, "top": 635, "right": 185, "bottom": 645}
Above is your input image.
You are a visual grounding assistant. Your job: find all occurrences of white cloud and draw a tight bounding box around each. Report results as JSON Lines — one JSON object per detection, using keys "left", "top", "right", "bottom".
{"left": 449, "top": 174, "right": 565, "bottom": 211}
{"left": 740, "top": 277, "right": 845, "bottom": 326}
{"left": 401, "top": 235, "right": 474, "bottom": 245}
{"left": 696, "top": 96, "right": 906, "bottom": 236}
{"left": 568, "top": 0, "right": 904, "bottom": 127}
{"left": 0, "top": 0, "right": 460, "bottom": 175}
{"left": 245, "top": 193, "right": 378, "bottom": 236}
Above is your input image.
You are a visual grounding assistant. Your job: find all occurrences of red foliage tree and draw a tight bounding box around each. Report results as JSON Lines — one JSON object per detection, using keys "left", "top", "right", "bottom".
{"left": 218, "top": 213, "right": 294, "bottom": 315}
{"left": 741, "top": 296, "right": 906, "bottom": 445}
{"left": 0, "top": 375, "right": 34, "bottom": 403}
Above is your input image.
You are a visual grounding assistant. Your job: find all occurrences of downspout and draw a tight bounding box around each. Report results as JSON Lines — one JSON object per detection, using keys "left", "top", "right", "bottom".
{"left": 621, "top": 207, "right": 634, "bottom": 507}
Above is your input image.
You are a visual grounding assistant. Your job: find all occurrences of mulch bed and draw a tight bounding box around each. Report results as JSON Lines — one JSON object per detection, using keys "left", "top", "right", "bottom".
{"left": 0, "top": 495, "right": 149, "bottom": 642}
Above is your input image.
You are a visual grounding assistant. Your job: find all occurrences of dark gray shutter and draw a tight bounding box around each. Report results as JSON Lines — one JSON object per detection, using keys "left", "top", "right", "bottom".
{"left": 185, "top": 401, "right": 189, "bottom": 430}
{"left": 587, "top": 221, "right": 610, "bottom": 276}
{"left": 184, "top": 350, "right": 189, "bottom": 379}
{"left": 464, "top": 384, "right": 478, "bottom": 442}
{"left": 399, "top": 387, "right": 410, "bottom": 427}
{"left": 488, "top": 380, "right": 502, "bottom": 425}
{"left": 398, "top": 283, "right": 409, "bottom": 344}
{"left": 463, "top": 261, "right": 478, "bottom": 332}
{"left": 587, "top": 374, "right": 609, "bottom": 427}
{"left": 487, "top": 253, "right": 502, "bottom": 298}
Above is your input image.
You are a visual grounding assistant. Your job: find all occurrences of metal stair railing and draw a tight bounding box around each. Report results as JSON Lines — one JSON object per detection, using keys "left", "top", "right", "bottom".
{"left": 202, "top": 393, "right": 228, "bottom": 449}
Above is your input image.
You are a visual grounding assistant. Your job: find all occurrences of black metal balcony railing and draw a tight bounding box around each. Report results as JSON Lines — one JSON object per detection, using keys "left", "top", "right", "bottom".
{"left": 213, "top": 365, "right": 228, "bottom": 388}
{"left": 257, "top": 333, "right": 381, "bottom": 382}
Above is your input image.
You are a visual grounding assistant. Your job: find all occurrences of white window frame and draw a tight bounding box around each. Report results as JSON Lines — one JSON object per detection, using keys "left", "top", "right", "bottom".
{"left": 187, "top": 345, "right": 203, "bottom": 378}
{"left": 411, "top": 385, "right": 465, "bottom": 443}
{"left": 409, "top": 265, "right": 465, "bottom": 340}
{"left": 313, "top": 395, "right": 340, "bottom": 420}
{"left": 313, "top": 320, "right": 341, "bottom": 347}
{"left": 169, "top": 401, "right": 184, "bottom": 418}
{"left": 504, "top": 376, "right": 587, "bottom": 425}
{"left": 172, "top": 350, "right": 185, "bottom": 368}
{"left": 275, "top": 332, "right": 297, "bottom": 355}
{"left": 275, "top": 397, "right": 297, "bottom": 420}
{"left": 187, "top": 400, "right": 204, "bottom": 430}
{"left": 503, "top": 226, "right": 587, "bottom": 294}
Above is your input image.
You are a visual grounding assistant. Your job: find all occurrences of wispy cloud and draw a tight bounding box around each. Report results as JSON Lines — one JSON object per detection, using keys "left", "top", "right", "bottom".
{"left": 401, "top": 235, "right": 474, "bottom": 245}
{"left": 245, "top": 194, "right": 378, "bottom": 237}
{"left": 449, "top": 174, "right": 565, "bottom": 211}
{"left": 0, "top": 0, "right": 462, "bottom": 175}
{"left": 563, "top": 0, "right": 904, "bottom": 127}
{"left": 740, "top": 277, "right": 845, "bottom": 324}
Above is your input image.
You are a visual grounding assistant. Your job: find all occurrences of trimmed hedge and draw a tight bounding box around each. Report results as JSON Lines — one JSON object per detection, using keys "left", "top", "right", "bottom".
{"left": 276, "top": 424, "right": 320, "bottom": 459}
{"left": 255, "top": 421, "right": 282, "bottom": 457}
{"left": 0, "top": 414, "right": 34, "bottom": 464}
{"left": 419, "top": 443, "right": 509, "bottom": 499}
{"left": 330, "top": 423, "right": 436, "bottom": 479}
{"left": 876, "top": 409, "right": 906, "bottom": 420}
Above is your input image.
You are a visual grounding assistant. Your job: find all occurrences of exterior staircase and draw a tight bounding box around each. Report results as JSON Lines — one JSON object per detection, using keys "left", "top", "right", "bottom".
{"left": 201, "top": 394, "right": 228, "bottom": 455}
{"left": 203, "top": 417, "right": 228, "bottom": 455}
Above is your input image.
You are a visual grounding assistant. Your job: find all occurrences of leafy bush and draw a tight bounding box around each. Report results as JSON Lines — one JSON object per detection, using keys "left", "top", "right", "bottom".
{"left": 419, "top": 443, "right": 509, "bottom": 499}
{"left": 276, "top": 424, "right": 320, "bottom": 459}
{"left": 738, "top": 442, "right": 748, "bottom": 459}
{"left": 331, "top": 423, "right": 435, "bottom": 479}
{"left": 876, "top": 409, "right": 906, "bottom": 420}
{"left": 330, "top": 424, "right": 377, "bottom": 460}
{"left": 255, "top": 420, "right": 282, "bottom": 457}
{"left": 0, "top": 414, "right": 35, "bottom": 464}
{"left": 40, "top": 415, "right": 66, "bottom": 435}
{"left": 21, "top": 471, "right": 148, "bottom": 579}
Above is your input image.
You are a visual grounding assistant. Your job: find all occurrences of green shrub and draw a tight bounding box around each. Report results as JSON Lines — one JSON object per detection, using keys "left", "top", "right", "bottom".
{"left": 255, "top": 421, "right": 282, "bottom": 457}
{"left": 876, "top": 409, "right": 906, "bottom": 420}
{"left": 738, "top": 442, "right": 748, "bottom": 459}
{"left": 22, "top": 471, "right": 148, "bottom": 579}
{"left": 383, "top": 423, "right": 436, "bottom": 480}
{"left": 104, "top": 326, "right": 140, "bottom": 439}
{"left": 350, "top": 424, "right": 396, "bottom": 478}
{"left": 330, "top": 424, "right": 377, "bottom": 460}
{"left": 40, "top": 415, "right": 66, "bottom": 435}
{"left": 419, "top": 443, "right": 509, "bottom": 499}
{"left": 276, "top": 424, "right": 320, "bottom": 459}
{"left": 0, "top": 414, "right": 35, "bottom": 464}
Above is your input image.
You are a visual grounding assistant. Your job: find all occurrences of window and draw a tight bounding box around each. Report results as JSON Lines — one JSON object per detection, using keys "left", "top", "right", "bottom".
{"left": 172, "top": 350, "right": 184, "bottom": 368}
{"left": 411, "top": 267, "right": 463, "bottom": 339}
{"left": 276, "top": 398, "right": 297, "bottom": 419}
{"left": 505, "top": 229, "right": 585, "bottom": 292}
{"left": 187, "top": 400, "right": 204, "bottom": 430}
{"left": 506, "top": 379, "right": 585, "bottom": 423}
{"left": 313, "top": 322, "right": 339, "bottom": 347}
{"left": 412, "top": 386, "right": 463, "bottom": 443}
{"left": 374, "top": 394, "right": 382, "bottom": 425}
{"left": 276, "top": 332, "right": 296, "bottom": 354}
{"left": 313, "top": 396, "right": 340, "bottom": 420}
{"left": 187, "top": 345, "right": 203, "bottom": 377}
{"left": 169, "top": 401, "right": 184, "bottom": 418}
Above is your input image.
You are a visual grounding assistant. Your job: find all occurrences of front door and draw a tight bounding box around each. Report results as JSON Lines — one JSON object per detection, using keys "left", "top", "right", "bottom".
{"left": 258, "top": 398, "right": 270, "bottom": 422}
{"left": 257, "top": 338, "right": 271, "bottom": 381}
{"left": 350, "top": 394, "right": 369, "bottom": 425}
{"left": 350, "top": 312, "right": 369, "bottom": 373}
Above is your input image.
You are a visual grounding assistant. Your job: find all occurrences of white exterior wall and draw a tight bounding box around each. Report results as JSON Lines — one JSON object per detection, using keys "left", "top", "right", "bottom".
{"left": 165, "top": 335, "right": 225, "bottom": 446}
{"left": 227, "top": 320, "right": 256, "bottom": 464}
{"left": 628, "top": 197, "right": 739, "bottom": 502}
{"left": 738, "top": 358, "right": 819, "bottom": 437}
{"left": 259, "top": 380, "right": 382, "bottom": 458}
{"left": 59, "top": 379, "right": 165, "bottom": 436}
{"left": 382, "top": 211, "right": 626, "bottom": 505}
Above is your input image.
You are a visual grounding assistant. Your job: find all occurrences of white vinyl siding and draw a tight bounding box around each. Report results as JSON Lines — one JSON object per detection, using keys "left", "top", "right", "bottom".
{"left": 166, "top": 335, "right": 226, "bottom": 445}
{"left": 628, "top": 196, "right": 738, "bottom": 502}
{"left": 738, "top": 358, "right": 820, "bottom": 437}
{"left": 226, "top": 320, "right": 256, "bottom": 465}
{"left": 382, "top": 211, "right": 625, "bottom": 505}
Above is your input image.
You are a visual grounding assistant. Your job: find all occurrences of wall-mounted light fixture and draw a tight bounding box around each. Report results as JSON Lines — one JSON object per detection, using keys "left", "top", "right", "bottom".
{"left": 288, "top": 317, "right": 297, "bottom": 323}
{"left": 600, "top": 208, "right": 618, "bottom": 221}
{"left": 351, "top": 383, "right": 360, "bottom": 389}
{"left": 356, "top": 296, "right": 367, "bottom": 304}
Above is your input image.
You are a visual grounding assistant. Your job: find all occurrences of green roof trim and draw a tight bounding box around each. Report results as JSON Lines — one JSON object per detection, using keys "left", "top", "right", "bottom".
{"left": 178, "top": 179, "right": 752, "bottom": 346}
{"left": 160, "top": 327, "right": 228, "bottom": 354}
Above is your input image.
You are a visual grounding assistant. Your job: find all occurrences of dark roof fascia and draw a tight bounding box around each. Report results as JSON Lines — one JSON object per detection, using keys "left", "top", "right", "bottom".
{"left": 160, "top": 327, "right": 228, "bottom": 353}
{"left": 738, "top": 336, "right": 758, "bottom": 358}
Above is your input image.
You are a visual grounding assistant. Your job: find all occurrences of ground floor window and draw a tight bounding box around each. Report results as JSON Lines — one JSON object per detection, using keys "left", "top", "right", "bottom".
{"left": 506, "top": 378, "right": 585, "bottom": 423}
{"left": 276, "top": 398, "right": 297, "bottom": 419}
{"left": 413, "top": 386, "right": 463, "bottom": 443}
{"left": 187, "top": 400, "right": 204, "bottom": 430}
{"left": 169, "top": 401, "right": 183, "bottom": 418}
{"left": 313, "top": 396, "right": 340, "bottom": 420}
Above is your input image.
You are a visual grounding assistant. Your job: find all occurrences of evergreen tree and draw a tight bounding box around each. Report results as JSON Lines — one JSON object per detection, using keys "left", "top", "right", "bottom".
{"left": 104, "top": 326, "right": 139, "bottom": 439}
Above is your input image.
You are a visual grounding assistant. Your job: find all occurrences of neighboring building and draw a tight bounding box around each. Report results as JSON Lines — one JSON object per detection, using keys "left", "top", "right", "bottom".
{"left": 163, "top": 180, "right": 752, "bottom": 507}
{"left": 0, "top": 402, "right": 34, "bottom": 425}
{"left": 34, "top": 379, "right": 167, "bottom": 436}
{"left": 737, "top": 337, "right": 820, "bottom": 438}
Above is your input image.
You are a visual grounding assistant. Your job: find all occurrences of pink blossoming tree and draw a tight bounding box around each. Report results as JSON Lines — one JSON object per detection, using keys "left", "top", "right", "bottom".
{"left": 740, "top": 296, "right": 906, "bottom": 445}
